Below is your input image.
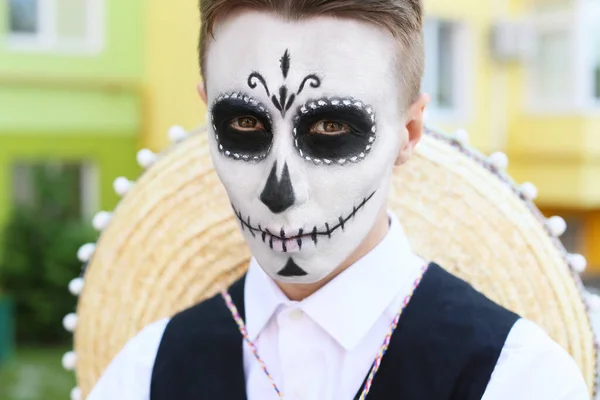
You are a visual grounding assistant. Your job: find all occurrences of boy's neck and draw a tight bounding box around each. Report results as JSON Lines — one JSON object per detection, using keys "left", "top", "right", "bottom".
{"left": 275, "top": 207, "right": 390, "bottom": 301}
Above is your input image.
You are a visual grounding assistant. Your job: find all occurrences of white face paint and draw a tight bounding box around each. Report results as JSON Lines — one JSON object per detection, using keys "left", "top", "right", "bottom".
{"left": 206, "top": 11, "right": 407, "bottom": 283}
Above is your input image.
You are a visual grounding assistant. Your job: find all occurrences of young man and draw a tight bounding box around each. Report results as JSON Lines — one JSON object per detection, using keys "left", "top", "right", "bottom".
{"left": 88, "top": 1, "right": 589, "bottom": 399}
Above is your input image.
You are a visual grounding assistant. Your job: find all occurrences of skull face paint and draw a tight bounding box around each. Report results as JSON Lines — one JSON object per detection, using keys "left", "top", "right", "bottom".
{"left": 206, "top": 12, "right": 407, "bottom": 283}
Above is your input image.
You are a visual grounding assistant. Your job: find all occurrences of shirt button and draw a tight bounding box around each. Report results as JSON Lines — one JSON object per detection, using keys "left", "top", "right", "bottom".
{"left": 289, "top": 308, "right": 303, "bottom": 321}
{"left": 293, "top": 386, "right": 306, "bottom": 399}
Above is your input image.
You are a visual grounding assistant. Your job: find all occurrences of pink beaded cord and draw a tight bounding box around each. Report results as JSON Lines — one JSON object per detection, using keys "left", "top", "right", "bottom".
{"left": 221, "top": 264, "right": 428, "bottom": 400}
{"left": 221, "top": 290, "right": 284, "bottom": 399}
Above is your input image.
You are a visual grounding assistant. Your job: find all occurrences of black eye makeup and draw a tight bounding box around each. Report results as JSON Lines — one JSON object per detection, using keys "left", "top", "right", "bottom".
{"left": 292, "top": 98, "right": 376, "bottom": 165}
{"left": 211, "top": 92, "right": 273, "bottom": 161}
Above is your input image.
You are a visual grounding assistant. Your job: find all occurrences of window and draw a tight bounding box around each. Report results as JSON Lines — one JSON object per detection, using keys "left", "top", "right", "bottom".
{"left": 12, "top": 162, "right": 98, "bottom": 220}
{"left": 561, "top": 217, "right": 585, "bottom": 254}
{"left": 591, "top": 9, "right": 600, "bottom": 101}
{"left": 527, "top": 0, "right": 600, "bottom": 110}
{"left": 7, "top": 0, "right": 104, "bottom": 53}
{"left": 531, "top": 29, "right": 573, "bottom": 103}
{"left": 422, "top": 19, "right": 468, "bottom": 118}
{"left": 8, "top": 0, "right": 37, "bottom": 34}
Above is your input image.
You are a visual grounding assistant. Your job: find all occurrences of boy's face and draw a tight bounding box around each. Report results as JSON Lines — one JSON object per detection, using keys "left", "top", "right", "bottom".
{"left": 205, "top": 11, "right": 411, "bottom": 283}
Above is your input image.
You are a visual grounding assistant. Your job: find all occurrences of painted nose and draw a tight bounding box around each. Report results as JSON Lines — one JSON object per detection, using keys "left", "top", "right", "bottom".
{"left": 260, "top": 161, "right": 295, "bottom": 214}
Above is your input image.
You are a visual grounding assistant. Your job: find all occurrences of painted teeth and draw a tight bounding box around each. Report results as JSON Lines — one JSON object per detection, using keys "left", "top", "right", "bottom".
{"left": 234, "top": 192, "right": 376, "bottom": 251}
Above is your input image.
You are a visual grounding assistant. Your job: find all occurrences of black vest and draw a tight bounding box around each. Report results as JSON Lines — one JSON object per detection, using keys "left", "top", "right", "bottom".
{"left": 150, "top": 263, "right": 519, "bottom": 399}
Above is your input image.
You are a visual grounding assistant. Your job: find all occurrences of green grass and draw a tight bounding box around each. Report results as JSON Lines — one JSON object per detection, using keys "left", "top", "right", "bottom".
{"left": 0, "top": 347, "right": 75, "bottom": 400}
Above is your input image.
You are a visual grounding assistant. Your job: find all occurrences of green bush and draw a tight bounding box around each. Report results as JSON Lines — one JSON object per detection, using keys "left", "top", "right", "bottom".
{"left": 0, "top": 164, "right": 97, "bottom": 345}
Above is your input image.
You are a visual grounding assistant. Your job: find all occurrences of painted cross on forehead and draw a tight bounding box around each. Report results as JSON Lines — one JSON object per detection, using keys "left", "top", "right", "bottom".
{"left": 210, "top": 49, "right": 379, "bottom": 281}
{"left": 248, "top": 49, "right": 321, "bottom": 118}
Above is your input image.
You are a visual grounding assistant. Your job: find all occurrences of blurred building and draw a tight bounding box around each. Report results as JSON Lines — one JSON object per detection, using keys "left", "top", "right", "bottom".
{"left": 421, "top": 0, "right": 600, "bottom": 274}
{"left": 4, "top": 1, "right": 596, "bottom": 272}
{"left": 0, "top": 0, "right": 142, "bottom": 229}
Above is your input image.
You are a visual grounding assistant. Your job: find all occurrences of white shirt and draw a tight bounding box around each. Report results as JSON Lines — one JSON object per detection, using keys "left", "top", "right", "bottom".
{"left": 88, "top": 213, "right": 589, "bottom": 400}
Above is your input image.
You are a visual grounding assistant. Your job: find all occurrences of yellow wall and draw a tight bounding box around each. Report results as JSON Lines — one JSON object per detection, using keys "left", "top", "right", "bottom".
{"left": 585, "top": 211, "right": 600, "bottom": 272}
{"left": 142, "top": 0, "right": 205, "bottom": 152}
{"left": 423, "top": 0, "right": 508, "bottom": 153}
{"left": 508, "top": 116, "right": 600, "bottom": 207}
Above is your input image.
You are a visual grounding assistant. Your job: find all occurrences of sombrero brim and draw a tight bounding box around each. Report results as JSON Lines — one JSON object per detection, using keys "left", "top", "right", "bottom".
{"left": 71, "top": 128, "right": 597, "bottom": 397}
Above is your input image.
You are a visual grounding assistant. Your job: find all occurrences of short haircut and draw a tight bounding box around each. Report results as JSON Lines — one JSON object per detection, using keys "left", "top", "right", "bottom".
{"left": 199, "top": 0, "right": 424, "bottom": 107}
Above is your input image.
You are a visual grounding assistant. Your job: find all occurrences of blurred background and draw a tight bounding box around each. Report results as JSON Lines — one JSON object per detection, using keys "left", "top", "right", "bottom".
{"left": 0, "top": 0, "right": 599, "bottom": 399}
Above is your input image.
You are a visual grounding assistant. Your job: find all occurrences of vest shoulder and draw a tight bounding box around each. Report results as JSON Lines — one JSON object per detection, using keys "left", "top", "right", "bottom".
{"left": 413, "top": 263, "right": 520, "bottom": 343}
{"left": 168, "top": 275, "right": 246, "bottom": 337}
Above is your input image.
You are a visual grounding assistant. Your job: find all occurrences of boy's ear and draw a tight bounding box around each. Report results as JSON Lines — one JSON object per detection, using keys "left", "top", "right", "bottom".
{"left": 197, "top": 82, "right": 208, "bottom": 104}
{"left": 395, "top": 93, "right": 429, "bottom": 166}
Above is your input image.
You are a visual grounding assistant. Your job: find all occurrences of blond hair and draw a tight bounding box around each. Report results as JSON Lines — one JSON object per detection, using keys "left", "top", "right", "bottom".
{"left": 199, "top": 0, "right": 424, "bottom": 105}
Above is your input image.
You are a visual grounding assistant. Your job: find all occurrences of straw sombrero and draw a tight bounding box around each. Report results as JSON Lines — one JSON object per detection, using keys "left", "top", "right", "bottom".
{"left": 61, "top": 126, "right": 599, "bottom": 399}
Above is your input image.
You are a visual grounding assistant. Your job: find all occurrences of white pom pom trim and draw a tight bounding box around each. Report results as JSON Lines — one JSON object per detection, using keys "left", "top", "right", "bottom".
{"left": 568, "top": 253, "right": 587, "bottom": 274}
{"left": 113, "top": 177, "right": 134, "bottom": 197}
{"left": 69, "top": 277, "right": 85, "bottom": 296}
{"left": 136, "top": 148, "right": 157, "bottom": 169}
{"left": 92, "top": 211, "right": 113, "bottom": 231}
{"left": 77, "top": 243, "right": 96, "bottom": 262}
{"left": 520, "top": 182, "right": 538, "bottom": 201}
{"left": 62, "top": 313, "right": 78, "bottom": 332}
{"left": 70, "top": 387, "right": 82, "bottom": 400}
{"left": 546, "top": 216, "right": 567, "bottom": 237}
{"left": 454, "top": 128, "right": 470, "bottom": 145}
{"left": 587, "top": 293, "right": 600, "bottom": 312}
{"left": 168, "top": 125, "right": 188, "bottom": 143}
{"left": 62, "top": 351, "right": 77, "bottom": 371}
{"left": 488, "top": 152, "right": 509, "bottom": 170}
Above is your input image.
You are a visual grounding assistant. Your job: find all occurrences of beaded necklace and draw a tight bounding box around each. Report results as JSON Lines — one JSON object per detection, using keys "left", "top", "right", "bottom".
{"left": 221, "top": 264, "right": 428, "bottom": 399}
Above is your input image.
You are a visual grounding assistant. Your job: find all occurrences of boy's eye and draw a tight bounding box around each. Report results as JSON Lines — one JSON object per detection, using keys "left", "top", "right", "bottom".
{"left": 230, "top": 116, "right": 264, "bottom": 131}
{"left": 310, "top": 120, "right": 351, "bottom": 135}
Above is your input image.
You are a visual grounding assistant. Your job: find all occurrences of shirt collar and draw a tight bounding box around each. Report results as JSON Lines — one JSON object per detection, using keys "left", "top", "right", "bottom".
{"left": 244, "top": 211, "right": 425, "bottom": 350}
